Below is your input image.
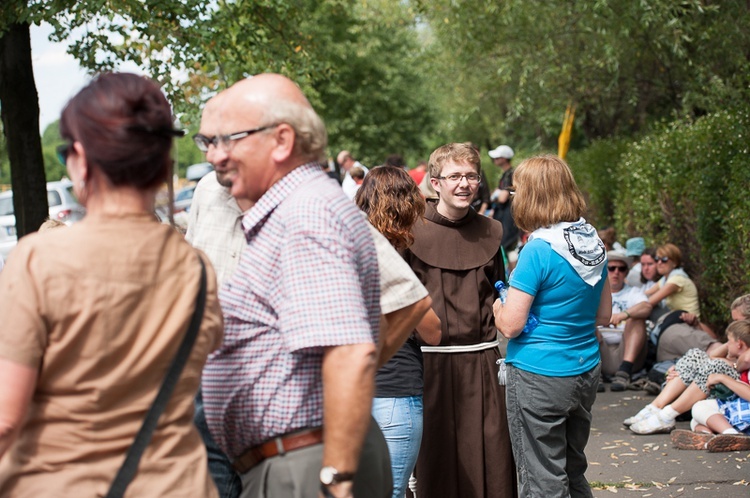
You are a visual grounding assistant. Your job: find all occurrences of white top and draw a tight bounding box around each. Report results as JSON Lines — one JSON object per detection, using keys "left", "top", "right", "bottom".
{"left": 369, "top": 224, "right": 428, "bottom": 314}
{"left": 342, "top": 161, "right": 369, "bottom": 200}
{"left": 610, "top": 284, "right": 649, "bottom": 330}
{"left": 185, "top": 171, "right": 247, "bottom": 286}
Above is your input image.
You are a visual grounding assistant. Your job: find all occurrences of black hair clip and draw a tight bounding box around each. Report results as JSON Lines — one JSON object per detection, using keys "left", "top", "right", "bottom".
{"left": 128, "top": 125, "right": 186, "bottom": 138}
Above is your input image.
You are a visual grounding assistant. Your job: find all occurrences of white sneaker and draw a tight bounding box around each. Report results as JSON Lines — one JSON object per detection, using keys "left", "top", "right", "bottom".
{"left": 623, "top": 404, "right": 658, "bottom": 427}
{"left": 630, "top": 411, "right": 676, "bottom": 435}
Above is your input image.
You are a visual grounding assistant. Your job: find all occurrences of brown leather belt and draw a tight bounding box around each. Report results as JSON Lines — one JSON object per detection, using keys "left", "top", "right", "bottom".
{"left": 232, "top": 428, "right": 324, "bottom": 474}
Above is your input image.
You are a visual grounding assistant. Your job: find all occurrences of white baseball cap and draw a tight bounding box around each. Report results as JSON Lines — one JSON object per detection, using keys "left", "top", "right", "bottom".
{"left": 488, "top": 145, "right": 514, "bottom": 159}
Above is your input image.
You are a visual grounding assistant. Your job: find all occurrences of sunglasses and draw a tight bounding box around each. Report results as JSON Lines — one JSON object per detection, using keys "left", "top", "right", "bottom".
{"left": 56, "top": 143, "right": 72, "bottom": 166}
{"left": 655, "top": 256, "right": 670, "bottom": 263}
{"left": 607, "top": 265, "right": 629, "bottom": 273}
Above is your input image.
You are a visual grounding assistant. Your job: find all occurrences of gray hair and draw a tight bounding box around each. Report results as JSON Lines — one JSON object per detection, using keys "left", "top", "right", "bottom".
{"left": 259, "top": 98, "right": 327, "bottom": 163}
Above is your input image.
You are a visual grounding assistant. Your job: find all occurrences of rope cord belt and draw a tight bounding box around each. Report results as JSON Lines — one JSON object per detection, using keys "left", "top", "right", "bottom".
{"left": 421, "top": 339, "right": 499, "bottom": 353}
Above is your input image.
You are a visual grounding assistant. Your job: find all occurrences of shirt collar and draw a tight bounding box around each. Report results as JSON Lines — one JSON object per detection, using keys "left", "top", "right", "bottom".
{"left": 241, "top": 162, "right": 323, "bottom": 241}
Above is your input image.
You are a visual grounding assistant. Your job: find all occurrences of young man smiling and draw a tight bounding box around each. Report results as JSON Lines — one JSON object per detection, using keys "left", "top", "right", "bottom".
{"left": 403, "top": 143, "right": 516, "bottom": 498}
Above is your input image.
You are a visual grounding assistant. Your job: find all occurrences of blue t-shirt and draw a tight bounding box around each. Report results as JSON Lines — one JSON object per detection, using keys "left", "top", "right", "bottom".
{"left": 506, "top": 238, "right": 606, "bottom": 376}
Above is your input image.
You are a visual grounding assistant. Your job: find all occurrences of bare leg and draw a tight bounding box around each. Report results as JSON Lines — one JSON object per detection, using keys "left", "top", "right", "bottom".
{"left": 621, "top": 318, "right": 646, "bottom": 365}
{"left": 693, "top": 423, "right": 713, "bottom": 434}
{"left": 651, "top": 377, "right": 688, "bottom": 409}
{"left": 669, "top": 382, "right": 707, "bottom": 415}
{"left": 705, "top": 414, "right": 734, "bottom": 433}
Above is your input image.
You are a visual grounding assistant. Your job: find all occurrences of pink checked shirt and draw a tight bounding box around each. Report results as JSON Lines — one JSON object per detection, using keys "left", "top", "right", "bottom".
{"left": 201, "top": 163, "right": 381, "bottom": 458}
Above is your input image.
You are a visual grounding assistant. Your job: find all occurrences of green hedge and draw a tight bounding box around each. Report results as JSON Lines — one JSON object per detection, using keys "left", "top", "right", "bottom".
{"left": 569, "top": 108, "right": 750, "bottom": 334}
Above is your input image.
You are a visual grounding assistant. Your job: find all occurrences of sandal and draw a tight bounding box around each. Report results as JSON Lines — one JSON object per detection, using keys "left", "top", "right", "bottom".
{"left": 627, "top": 378, "right": 648, "bottom": 391}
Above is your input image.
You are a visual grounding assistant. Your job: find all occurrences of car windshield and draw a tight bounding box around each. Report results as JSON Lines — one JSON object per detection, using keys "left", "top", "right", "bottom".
{"left": 0, "top": 196, "right": 13, "bottom": 216}
{"left": 48, "top": 190, "right": 62, "bottom": 207}
{"left": 176, "top": 188, "right": 194, "bottom": 201}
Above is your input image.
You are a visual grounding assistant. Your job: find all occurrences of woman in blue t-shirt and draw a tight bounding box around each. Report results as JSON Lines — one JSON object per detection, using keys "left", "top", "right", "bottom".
{"left": 494, "top": 155, "right": 611, "bottom": 498}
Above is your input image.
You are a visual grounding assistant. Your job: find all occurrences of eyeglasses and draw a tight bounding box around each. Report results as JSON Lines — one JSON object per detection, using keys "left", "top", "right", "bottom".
{"left": 56, "top": 143, "right": 72, "bottom": 166}
{"left": 607, "top": 265, "right": 629, "bottom": 273}
{"left": 192, "top": 124, "right": 278, "bottom": 152}
{"left": 655, "top": 256, "right": 670, "bottom": 263}
{"left": 435, "top": 173, "right": 481, "bottom": 185}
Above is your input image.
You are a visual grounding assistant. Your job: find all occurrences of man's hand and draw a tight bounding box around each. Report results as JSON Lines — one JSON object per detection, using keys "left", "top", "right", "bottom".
{"left": 609, "top": 311, "right": 627, "bottom": 327}
{"left": 679, "top": 312, "right": 698, "bottom": 326}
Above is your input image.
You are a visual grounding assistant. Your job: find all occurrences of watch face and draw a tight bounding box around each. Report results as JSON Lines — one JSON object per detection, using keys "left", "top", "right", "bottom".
{"left": 320, "top": 466, "right": 335, "bottom": 485}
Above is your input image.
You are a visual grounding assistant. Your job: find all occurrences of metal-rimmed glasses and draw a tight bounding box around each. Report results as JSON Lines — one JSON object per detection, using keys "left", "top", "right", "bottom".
{"left": 435, "top": 173, "right": 481, "bottom": 185}
{"left": 192, "top": 124, "right": 278, "bottom": 152}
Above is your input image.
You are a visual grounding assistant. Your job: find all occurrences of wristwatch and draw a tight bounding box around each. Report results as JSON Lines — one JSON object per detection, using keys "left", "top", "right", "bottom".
{"left": 320, "top": 466, "right": 355, "bottom": 486}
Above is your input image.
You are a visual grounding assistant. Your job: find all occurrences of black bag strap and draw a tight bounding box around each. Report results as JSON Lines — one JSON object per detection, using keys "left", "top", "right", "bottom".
{"left": 106, "top": 257, "right": 207, "bottom": 498}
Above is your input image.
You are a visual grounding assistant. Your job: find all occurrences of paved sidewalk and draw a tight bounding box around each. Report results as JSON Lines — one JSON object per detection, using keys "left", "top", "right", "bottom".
{"left": 587, "top": 390, "right": 749, "bottom": 497}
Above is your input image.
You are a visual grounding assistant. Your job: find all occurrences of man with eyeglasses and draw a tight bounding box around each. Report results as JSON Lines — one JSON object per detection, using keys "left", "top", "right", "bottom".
{"left": 403, "top": 143, "right": 517, "bottom": 498}
{"left": 598, "top": 250, "right": 653, "bottom": 392}
{"left": 200, "top": 74, "right": 390, "bottom": 498}
{"left": 188, "top": 92, "right": 254, "bottom": 286}
{"left": 186, "top": 92, "right": 252, "bottom": 498}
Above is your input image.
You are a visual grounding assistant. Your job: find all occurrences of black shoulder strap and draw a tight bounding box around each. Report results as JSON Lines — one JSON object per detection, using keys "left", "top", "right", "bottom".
{"left": 106, "top": 257, "right": 207, "bottom": 498}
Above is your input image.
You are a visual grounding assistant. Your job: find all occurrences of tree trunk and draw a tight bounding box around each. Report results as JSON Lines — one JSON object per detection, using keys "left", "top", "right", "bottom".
{"left": 0, "top": 22, "right": 48, "bottom": 238}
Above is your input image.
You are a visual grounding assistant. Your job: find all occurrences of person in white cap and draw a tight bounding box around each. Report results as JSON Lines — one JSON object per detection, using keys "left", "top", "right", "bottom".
{"left": 488, "top": 145, "right": 520, "bottom": 265}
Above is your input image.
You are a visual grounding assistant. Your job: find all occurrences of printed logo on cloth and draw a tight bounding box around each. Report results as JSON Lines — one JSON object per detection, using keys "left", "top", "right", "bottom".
{"left": 563, "top": 223, "right": 606, "bottom": 267}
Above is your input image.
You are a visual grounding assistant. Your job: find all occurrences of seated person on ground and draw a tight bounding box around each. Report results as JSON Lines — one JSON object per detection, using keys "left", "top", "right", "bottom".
{"left": 672, "top": 321, "right": 750, "bottom": 452}
{"left": 646, "top": 242, "right": 715, "bottom": 338}
{"left": 625, "top": 319, "right": 750, "bottom": 435}
{"left": 597, "top": 250, "right": 652, "bottom": 392}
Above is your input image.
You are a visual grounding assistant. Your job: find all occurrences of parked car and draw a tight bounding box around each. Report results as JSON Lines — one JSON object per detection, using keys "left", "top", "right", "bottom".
{"left": 186, "top": 162, "right": 212, "bottom": 182}
{"left": 0, "top": 180, "right": 86, "bottom": 259}
{"left": 173, "top": 184, "right": 197, "bottom": 213}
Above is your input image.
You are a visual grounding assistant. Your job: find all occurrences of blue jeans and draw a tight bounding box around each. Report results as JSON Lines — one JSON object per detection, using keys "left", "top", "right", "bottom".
{"left": 506, "top": 363, "right": 599, "bottom": 498}
{"left": 371, "top": 396, "right": 423, "bottom": 498}
{"left": 195, "top": 389, "right": 242, "bottom": 498}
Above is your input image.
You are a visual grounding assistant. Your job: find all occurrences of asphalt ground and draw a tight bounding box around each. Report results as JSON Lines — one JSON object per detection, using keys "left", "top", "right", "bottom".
{"left": 497, "top": 336, "right": 749, "bottom": 497}
{"left": 586, "top": 389, "right": 749, "bottom": 497}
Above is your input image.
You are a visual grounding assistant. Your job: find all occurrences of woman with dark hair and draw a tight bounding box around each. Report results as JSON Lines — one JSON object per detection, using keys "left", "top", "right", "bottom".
{"left": 355, "top": 166, "right": 440, "bottom": 498}
{"left": 640, "top": 247, "right": 660, "bottom": 289}
{"left": 494, "top": 155, "right": 611, "bottom": 497}
{"left": 0, "top": 73, "right": 223, "bottom": 497}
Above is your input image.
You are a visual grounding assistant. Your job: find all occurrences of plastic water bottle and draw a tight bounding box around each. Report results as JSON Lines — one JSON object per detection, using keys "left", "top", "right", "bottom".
{"left": 523, "top": 312, "right": 539, "bottom": 334}
{"left": 495, "top": 280, "right": 509, "bottom": 304}
{"left": 494, "top": 281, "right": 539, "bottom": 334}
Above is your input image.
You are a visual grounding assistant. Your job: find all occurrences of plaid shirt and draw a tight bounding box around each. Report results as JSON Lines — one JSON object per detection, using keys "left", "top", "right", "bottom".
{"left": 202, "top": 162, "right": 381, "bottom": 458}
{"left": 185, "top": 171, "right": 246, "bottom": 286}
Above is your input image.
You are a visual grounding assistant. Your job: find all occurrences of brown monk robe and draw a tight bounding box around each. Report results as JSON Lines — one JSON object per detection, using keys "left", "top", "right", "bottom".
{"left": 404, "top": 200, "right": 517, "bottom": 498}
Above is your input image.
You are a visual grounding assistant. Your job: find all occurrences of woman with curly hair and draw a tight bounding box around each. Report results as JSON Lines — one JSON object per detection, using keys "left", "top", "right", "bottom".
{"left": 355, "top": 166, "right": 440, "bottom": 498}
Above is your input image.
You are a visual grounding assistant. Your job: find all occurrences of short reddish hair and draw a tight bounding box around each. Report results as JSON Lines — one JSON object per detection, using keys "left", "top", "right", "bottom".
{"left": 60, "top": 72, "right": 175, "bottom": 189}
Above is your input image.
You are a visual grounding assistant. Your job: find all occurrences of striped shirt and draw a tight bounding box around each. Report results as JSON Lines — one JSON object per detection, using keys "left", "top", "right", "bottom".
{"left": 202, "top": 162, "right": 381, "bottom": 458}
